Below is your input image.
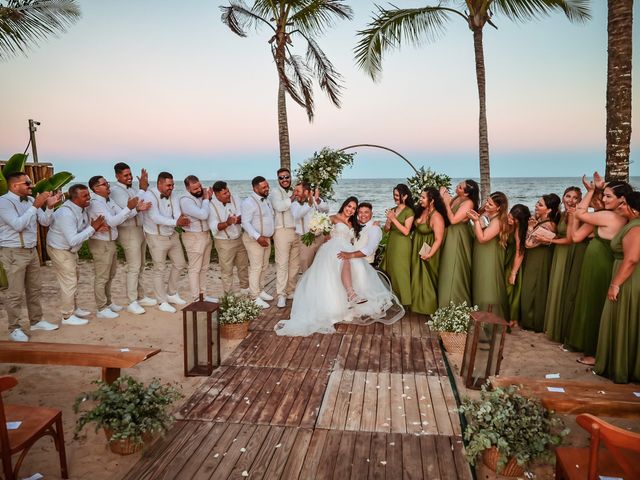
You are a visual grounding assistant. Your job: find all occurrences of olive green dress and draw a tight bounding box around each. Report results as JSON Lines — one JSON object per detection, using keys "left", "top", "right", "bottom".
{"left": 437, "top": 203, "right": 473, "bottom": 308}
{"left": 472, "top": 234, "right": 509, "bottom": 319}
{"left": 594, "top": 219, "right": 640, "bottom": 384}
{"left": 381, "top": 206, "right": 414, "bottom": 306}
{"left": 520, "top": 230, "right": 554, "bottom": 332}
{"left": 565, "top": 228, "right": 614, "bottom": 356}
{"left": 504, "top": 234, "right": 522, "bottom": 322}
{"left": 559, "top": 239, "right": 589, "bottom": 341}
{"left": 410, "top": 214, "right": 441, "bottom": 314}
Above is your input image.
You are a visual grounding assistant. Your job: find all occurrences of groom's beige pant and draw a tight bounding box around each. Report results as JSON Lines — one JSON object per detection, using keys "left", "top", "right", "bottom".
{"left": 242, "top": 233, "right": 270, "bottom": 298}
{"left": 274, "top": 227, "right": 299, "bottom": 296}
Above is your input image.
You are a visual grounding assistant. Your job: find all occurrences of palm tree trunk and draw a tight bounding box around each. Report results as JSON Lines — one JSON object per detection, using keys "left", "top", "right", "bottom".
{"left": 472, "top": 26, "right": 491, "bottom": 201}
{"left": 605, "top": 0, "right": 633, "bottom": 182}
{"left": 274, "top": 35, "right": 291, "bottom": 171}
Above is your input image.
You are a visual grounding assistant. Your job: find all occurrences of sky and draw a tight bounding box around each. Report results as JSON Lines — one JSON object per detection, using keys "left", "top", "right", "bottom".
{"left": 1, "top": 0, "right": 640, "bottom": 181}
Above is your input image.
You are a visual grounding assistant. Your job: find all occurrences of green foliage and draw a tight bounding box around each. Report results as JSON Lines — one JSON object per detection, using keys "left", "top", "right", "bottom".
{"left": 73, "top": 375, "right": 182, "bottom": 446}
{"left": 406, "top": 166, "right": 451, "bottom": 205}
{"left": 31, "top": 171, "right": 74, "bottom": 194}
{"left": 218, "top": 293, "right": 262, "bottom": 325}
{"left": 458, "top": 384, "right": 568, "bottom": 469}
{"left": 0, "top": 152, "right": 29, "bottom": 194}
{"left": 427, "top": 301, "right": 477, "bottom": 333}
{"left": 294, "top": 147, "right": 355, "bottom": 201}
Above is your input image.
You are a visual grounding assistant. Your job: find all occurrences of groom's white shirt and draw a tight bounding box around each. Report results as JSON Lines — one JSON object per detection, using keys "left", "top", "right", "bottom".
{"left": 290, "top": 198, "right": 329, "bottom": 235}
{"left": 354, "top": 219, "right": 382, "bottom": 264}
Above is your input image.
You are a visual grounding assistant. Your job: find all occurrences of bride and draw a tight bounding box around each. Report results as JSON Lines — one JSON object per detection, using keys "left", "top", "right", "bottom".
{"left": 275, "top": 197, "right": 405, "bottom": 337}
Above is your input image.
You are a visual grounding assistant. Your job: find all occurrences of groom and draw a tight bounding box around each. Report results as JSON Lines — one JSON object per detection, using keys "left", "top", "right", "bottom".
{"left": 338, "top": 202, "right": 382, "bottom": 264}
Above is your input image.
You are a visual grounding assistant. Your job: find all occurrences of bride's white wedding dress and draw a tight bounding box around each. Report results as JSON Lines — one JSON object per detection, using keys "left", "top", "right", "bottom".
{"left": 275, "top": 222, "right": 405, "bottom": 336}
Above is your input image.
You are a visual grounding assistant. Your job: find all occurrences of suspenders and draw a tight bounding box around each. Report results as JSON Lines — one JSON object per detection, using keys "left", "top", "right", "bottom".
{"left": 211, "top": 197, "right": 238, "bottom": 240}
{"left": 251, "top": 197, "right": 264, "bottom": 236}
{"left": 150, "top": 190, "right": 175, "bottom": 235}
{"left": 61, "top": 205, "right": 88, "bottom": 251}
{"left": 181, "top": 197, "right": 207, "bottom": 232}
{"left": 7, "top": 200, "right": 27, "bottom": 248}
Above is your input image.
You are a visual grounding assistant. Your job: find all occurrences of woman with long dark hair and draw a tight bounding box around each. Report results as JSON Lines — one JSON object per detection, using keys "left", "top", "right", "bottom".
{"left": 505, "top": 204, "right": 531, "bottom": 325}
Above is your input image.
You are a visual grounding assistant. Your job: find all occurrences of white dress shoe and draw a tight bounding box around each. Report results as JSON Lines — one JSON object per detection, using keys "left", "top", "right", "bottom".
{"left": 204, "top": 295, "right": 219, "bottom": 303}
{"left": 62, "top": 315, "right": 89, "bottom": 326}
{"left": 109, "top": 303, "right": 124, "bottom": 312}
{"left": 277, "top": 296, "right": 286, "bottom": 308}
{"left": 158, "top": 302, "right": 177, "bottom": 313}
{"left": 97, "top": 308, "right": 120, "bottom": 319}
{"left": 30, "top": 320, "right": 59, "bottom": 331}
{"left": 259, "top": 291, "right": 274, "bottom": 301}
{"left": 166, "top": 294, "right": 187, "bottom": 305}
{"left": 9, "top": 329, "right": 29, "bottom": 342}
{"left": 138, "top": 296, "right": 157, "bottom": 307}
{"left": 127, "top": 302, "right": 146, "bottom": 315}
{"left": 74, "top": 308, "right": 91, "bottom": 318}
{"left": 254, "top": 297, "right": 270, "bottom": 309}
{"left": 239, "top": 288, "right": 251, "bottom": 295}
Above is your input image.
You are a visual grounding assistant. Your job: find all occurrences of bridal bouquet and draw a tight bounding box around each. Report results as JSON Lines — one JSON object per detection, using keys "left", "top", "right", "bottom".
{"left": 301, "top": 212, "right": 332, "bottom": 246}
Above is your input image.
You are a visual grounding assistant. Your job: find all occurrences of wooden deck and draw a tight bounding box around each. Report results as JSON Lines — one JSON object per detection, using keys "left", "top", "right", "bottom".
{"left": 124, "top": 279, "right": 472, "bottom": 479}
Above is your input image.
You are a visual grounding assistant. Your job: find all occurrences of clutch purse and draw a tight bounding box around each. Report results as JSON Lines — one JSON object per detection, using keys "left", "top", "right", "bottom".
{"left": 535, "top": 227, "right": 556, "bottom": 242}
{"left": 419, "top": 242, "right": 432, "bottom": 257}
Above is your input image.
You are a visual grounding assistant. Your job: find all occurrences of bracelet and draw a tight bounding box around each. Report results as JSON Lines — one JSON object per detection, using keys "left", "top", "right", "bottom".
{"left": 610, "top": 284, "right": 620, "bottom": 290}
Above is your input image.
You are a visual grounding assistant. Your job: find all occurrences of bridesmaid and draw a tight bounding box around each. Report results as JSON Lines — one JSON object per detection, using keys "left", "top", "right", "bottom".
{"left": 468, "top": 192, "right": 510, "bottom": 318}
{"left": 520, "top": 194, "right": 561, "bottom": 332}
{"left": 595, "top": 191, "right": 640, "bottom": 383}
{"left": 505, "top": 204, "right": 531, "bottom": 325}
{"left": 438, "top": 179, "right": 480, "bottom": 307}
{"left": 381, "top": 183, "right": 415, "bottom": 306}
{"left": 410, "top": 188, "right": 447, "bottom": 314}
{"left": 566, "top": 177, "right": 631, "bottom": 365}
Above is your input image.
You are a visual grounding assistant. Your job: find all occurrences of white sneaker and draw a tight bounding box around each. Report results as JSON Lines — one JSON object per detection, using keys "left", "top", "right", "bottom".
{"left": 259, "top": 291, "right": 273, "bottom": 301}
{"left": 109, "top": 303, "right": 124, "bottom": 312}
{"left": 127, "top": 302, "right": 146, "bottom": 315}
{"left": 30, "top": 320, "right": 59, "bottom": 331}
{"left": 62, "top": 315, "right": 89, "bottom": 326}
{"left": 277, "top": 296, "right": 286, "bottom": 308}
{"left": 239, "top": 288, "right": 251, "bottom": 295}
{"left": 158, "top": 302, "right": 177, "bottom": 313}
{"left": 204, "top": 295, "right": 219, "bottom": 303}
{"left": 254, "top": 297, "right": 270, "bottom": 309}
{"left": 74, "top": 308, "right": 91, "bottom": 318}
{"left": 97, "top": 308, "right": 119, "bottom": 319}
{"left": 138, "top": 297, "right": 157, "bottom": 307}
{"left": 167, "top": 294, "right": 187, "bottom": 305}
{"left": 9, "top": 329, "right": 29, "bottom": 342}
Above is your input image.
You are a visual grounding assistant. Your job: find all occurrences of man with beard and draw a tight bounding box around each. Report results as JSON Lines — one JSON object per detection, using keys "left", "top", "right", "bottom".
{"left": 290, "top": 182, "right": 329, "bottom": 272}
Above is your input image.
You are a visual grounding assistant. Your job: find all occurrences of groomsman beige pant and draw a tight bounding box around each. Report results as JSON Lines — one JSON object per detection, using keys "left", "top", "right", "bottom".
{"left": 182, "top": 231, "right": 212, "bottom": 300}
{"left": 146, "top": 233, "right": 186, "bottom": 303}
{"left": 117, "top": 225, "right": 148, "bottom": 303}
{"left": 88, "top": 239, "right": 118, "bottom": 310}
{"left": 242, "top": 232, "right": 271, "bottom": 298}
{"left": 273, "top": 227, "right": 299, "bottom": 296}
{"left": 46, "top": 246, "right": 79, "bottom": 319}
{"left": 298, "top": 234, "right": 324, "bottom": 273}
{"left": 0, "top": 247, "right": 44, "bottom": 332}
{"left": 213, "top": 237, "right": 249, "bottom": 294}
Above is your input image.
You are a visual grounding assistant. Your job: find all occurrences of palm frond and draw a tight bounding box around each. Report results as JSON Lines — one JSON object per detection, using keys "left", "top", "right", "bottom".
{"left": 305, "top": 36, "right": 343, "bottom": 107}
{"left": 252, "top": 0, "right": 279, "bottom": 20}
{"left": 290, "top": 0, "right": 353, "bottom": 37}
{"left": 283, "top": 52, "right": 315, "bottom": 121}
{"left": 220, "top": 0, "right": 275, "bottom": 37}
{"left": 491, "top": 0, "right": 591, "bottom": 24}
{"left": 0, "top": 0, "right": 80, "bottom": 60}
{"left": 354, "top": 5, "right": 456, "bottom": 81}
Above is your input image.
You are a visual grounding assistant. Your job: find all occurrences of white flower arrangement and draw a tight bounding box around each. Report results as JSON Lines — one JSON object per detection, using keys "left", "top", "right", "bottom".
{"left": 427, "top": 301, "right": 478, "bottom": 333}
{"left": 301, "top": 211, "right": 333, "bottom": 246}
{"left": 406, "top": 166, "right": 451, "bottom": 205}
{"left": 294, "top": 147, "right": 355, "bottom": 201}
{"left": 218, "top": 294, "right": 262, "bottom": 325}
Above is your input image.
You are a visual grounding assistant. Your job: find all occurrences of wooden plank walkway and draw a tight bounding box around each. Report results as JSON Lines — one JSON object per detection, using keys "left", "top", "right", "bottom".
{"left": 124, "top": 276, "right": 473, "bottom": 479}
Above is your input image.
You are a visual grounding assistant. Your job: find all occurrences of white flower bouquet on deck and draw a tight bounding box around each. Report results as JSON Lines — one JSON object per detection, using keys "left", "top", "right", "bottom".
{"left": 301, "top": 211, "right": 333, "bottom": 246}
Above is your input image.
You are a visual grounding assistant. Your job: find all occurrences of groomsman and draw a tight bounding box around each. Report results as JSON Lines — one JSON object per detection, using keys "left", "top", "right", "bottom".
{"left": 270, "top": 168, "right": 300, "bottom": 308}
{"left": 241, "top": 176, "right": 275, "bottom": 309}
{"left": 142, "top": 172, "right": 190, "bottom": 313}
{"left": 110, "top": 162, "right": 156, "bottom": 315}
{"left": 179, "top": 175, "right": 216, "bottom": 302}
{"left": 47, "top": 184, "right": 106, "bottom": 326}
{"left": 0, "top": 172, "right": 61, "bottom": 341}
{"left": 88, "top": 176, "right": 149, "bottom": 319}
{"left": 209, "top": 181, "right": 249, "bottom": 295}
{"left": 291, "top": 182, "right": 329, "bottom": 272}
{"left": 340, "top": 202, "right": 382, "bottom": 264}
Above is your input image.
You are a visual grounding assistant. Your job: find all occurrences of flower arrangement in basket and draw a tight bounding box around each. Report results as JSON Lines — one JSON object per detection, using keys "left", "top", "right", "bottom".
{"left": 218, "top": 293, "right": 263, "bottom": 339}
{"left": 301, "top": 211, "right": 333, "bottom": 246}
{"left": 427, "top": 301, "right": 478, "bottom": 354}
{"left": 406, "top": 166, "right": 451, "bottom": 204}
{"left": 294, "top": 147, "right": 355, "bottom": 201}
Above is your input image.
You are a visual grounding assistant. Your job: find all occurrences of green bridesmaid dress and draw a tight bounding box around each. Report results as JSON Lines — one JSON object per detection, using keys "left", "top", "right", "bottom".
{"left": 437, "top": 203, "right": 473, "bottom": 308}
{"left": 559, "top": 239, "right": 589, "bottom": 341}
{"left": 520, "top": 235, "right": 554, "bottom": 332}
{"left": 410, "top": 214, "right": 441, "bottom": 314}
{"left": 565, "top": 227, "right": 614, "bottom": 356}
{"left": 472, "top": 234, "right": 509, "bottom": 319}
{"left": 544, "top": 216, "right": 571, "bottom": 342}
{"left": 594, "top": 218, "right": 640, "bottom": 384}
{"left": 381, "top": 206, "right": 414, "bottom": 306}
{"left": 504, "top": 234, "right": 522, "bottom": 322}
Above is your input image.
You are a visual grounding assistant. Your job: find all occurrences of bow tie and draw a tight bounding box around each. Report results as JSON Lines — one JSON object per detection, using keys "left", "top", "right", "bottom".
{"left": 360, "top": 224, "right": 366, "bottom": 228}
{"left": 19, "top": 196, "right": 29, "bottom": 202}
{"left": 260, "top": 197, "right": 265, "bottom": 202}
{"left": 160, "top": 194, "right": 169, "bottom": 200}
{"left": 126, "top": 185, "right": 132, "bottom": 189}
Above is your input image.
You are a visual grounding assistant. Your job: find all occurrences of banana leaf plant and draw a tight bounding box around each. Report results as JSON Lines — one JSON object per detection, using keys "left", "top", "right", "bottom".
{"left": 0, "top": 153, "right": 74, "bottom": 195}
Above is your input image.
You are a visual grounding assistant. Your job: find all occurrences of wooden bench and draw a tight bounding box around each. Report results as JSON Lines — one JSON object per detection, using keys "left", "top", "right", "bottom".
{"left": 491, "top": 376, "right": 640, "bottom": 419}
{"left": 0, "top": 341, "right": 161, "bottom": 384}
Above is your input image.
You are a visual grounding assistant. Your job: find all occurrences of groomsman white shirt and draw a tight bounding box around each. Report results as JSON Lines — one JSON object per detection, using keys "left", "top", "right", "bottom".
{"left": 142, "top": 187, "right": 182, "bottom": 236}
{"left": 109, "top": 181, "right": 144, "bottom": 227}
{"left": 209, "top": 194, "right": 242, "bottom": 240}
{"left": 241, "top": 192, "right": 275, "bottom": 240}
{"left": 88, "top": 195, "right": 134, "bottom": 241}
{"left": 354, "top": 219, "right": 383, "bottom": 263}
{"left": 47, "top": 200, "right": 95, "bottom": 253}
{"left": 179, "top": 193, "right": 209, "bottom": 233}
{"left": 0, "top": 192, "right": 54, "bottom": 248}
{"left": 290, "top": 198, "right": 329, "bottom": 235}
{"left": 270, "top": 185, "right": 295, "bottom": 229}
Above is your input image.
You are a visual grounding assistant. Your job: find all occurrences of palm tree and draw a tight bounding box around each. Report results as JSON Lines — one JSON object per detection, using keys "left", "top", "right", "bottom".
{"left": 605, "top": 0, "right": 633, "bottom": 183}
{"left": 355, "top": 1, "right": 590, "bottom": 200}
{"left": 0, "top": 0, "right": 80, "bottom": 60}
{"left": 221, "top": 0, "right": 353, "bottom": 170}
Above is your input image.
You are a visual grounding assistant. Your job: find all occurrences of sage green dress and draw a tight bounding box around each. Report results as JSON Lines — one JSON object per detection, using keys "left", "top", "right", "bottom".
{"left": 472, "top": 235, "right": 509, "bottom": 319}
{"left": 381, "top": 206, "right": 414, "bottom": 306}
{"left": 559, "top": 239, "right": 589, "bottom": 341}
{"left": 438, "top": 203, "right": 473, "bottom": 308}
{"left": 504, "top": 234, "right": 522, "bottom": 322}
{"left": 520, "top": 233, "right": 554, "bottom": 333}
{"left": 594, "top": 219, "right": 640, "bottom": 383}
{"left": 409, "top": 214, "right": 441, "bottom": 314}
{"left": 565, "top": 228, "right": 614, "bottom": 356}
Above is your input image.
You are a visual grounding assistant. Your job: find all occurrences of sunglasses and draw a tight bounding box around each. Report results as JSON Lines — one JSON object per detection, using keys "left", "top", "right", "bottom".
{"left": 16, "top": 180, "right": 33, "bottom": 186}
{"left": 95, "top": 182, "right": 110, "bottom": 188}
{"left": 278, "top": 175, "right": 291, "bottom": 180}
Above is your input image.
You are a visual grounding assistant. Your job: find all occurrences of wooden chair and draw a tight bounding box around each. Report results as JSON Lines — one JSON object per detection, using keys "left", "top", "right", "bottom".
{"left": 0, "top": 376, "right": 68, "bottom": 480}
{"left": 555, "top": 413, "right": 640, "bottom": 480}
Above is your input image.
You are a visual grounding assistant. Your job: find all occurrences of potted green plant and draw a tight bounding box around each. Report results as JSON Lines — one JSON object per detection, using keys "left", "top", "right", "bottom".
{"left": 218, "top": 293, "right": 263, "bottom": 339}
{"left": 73, "top": 375, "right": 182, "bottom": 455}
{"left": 458, "top": 384, "right": 568, "bottom": 477}
{"left": 427, "top": 301, "right": 477, "bottom": 354}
